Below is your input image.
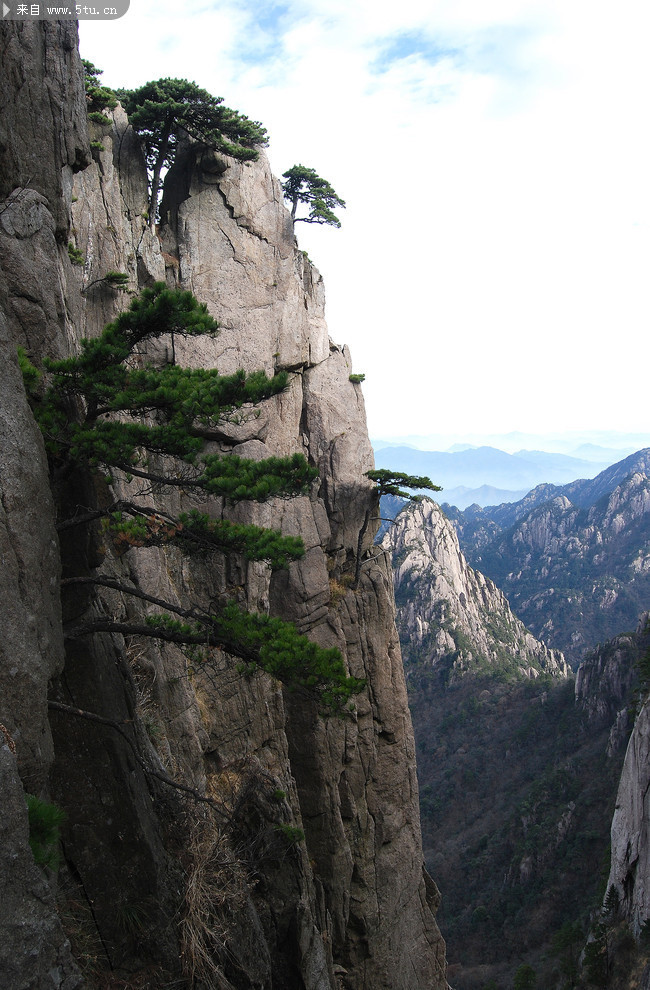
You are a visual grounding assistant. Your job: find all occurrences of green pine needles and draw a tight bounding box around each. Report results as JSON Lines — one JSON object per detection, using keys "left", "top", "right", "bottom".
{"left": 117, "top": 78, "right": 268, "bottom": 223}
{"left": 20, "top": 283, "right": 362, "bottom": 710}
{"left": 281, "top": 165, "right": 346, "bottom": 228}
{"left": 365, "top": 469, "right": 441, "bottom": 501}
{"left": 106, "top": 507, "right": 305, "bottom": 571}
{"left": 20, "top": 284, "right": 290, "bottom": 476}
{"left": 82, "top": 59, "right": 117, "bottom": 124}
{"left": 26, "top": 794, "right": 66, "bottom": 870}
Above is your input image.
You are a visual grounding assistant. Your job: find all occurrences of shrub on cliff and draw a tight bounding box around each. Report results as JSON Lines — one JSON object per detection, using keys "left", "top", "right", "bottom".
{"left": 20, "top": 283, "right": 363, "bottom": 710}
{"left": 82, "top": 59, "right": 117, "bottom": 124}
{"left": 26, "top": 794, "right": 66, "bottom": 870}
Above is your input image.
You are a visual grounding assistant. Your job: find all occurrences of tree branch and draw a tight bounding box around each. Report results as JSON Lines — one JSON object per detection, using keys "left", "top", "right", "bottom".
{"left": 61, "top": 575, "right": 202, "bottom": 622}
{"left": 62, "top": 576, "right": 263, "bottom": 667}
{"left": 47, "top": 700, "right": 231, "bottom": 819}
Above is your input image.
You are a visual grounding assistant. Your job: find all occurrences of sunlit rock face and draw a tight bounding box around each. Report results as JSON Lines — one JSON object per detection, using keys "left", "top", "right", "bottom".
{"left": 152, "top": 137, "right": 447, "bottom": 989}
{"left": 607, "top": 701, "right": 650, "bottom": 936}
{"left": 384, "top": 498, "right": 568, "bottom": 682}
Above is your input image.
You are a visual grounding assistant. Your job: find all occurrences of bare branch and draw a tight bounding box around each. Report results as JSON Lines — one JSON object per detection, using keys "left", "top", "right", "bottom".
{"left": 48, "top": 700, "right": 232, "bottom": 820}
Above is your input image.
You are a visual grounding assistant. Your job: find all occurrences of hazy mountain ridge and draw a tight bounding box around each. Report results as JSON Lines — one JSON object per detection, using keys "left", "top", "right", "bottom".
{"left": 449, "top": 447, "right": 650, "bottom": 527}
{"left": 372, "top": 443, "right": 629, "bottom": 508}
{"left": 373, "top": 431, "right": 649, "bottom": 457}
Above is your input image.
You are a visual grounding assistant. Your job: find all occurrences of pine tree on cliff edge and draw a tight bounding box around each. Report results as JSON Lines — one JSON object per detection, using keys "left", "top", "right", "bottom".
{"left": 118, "top": 78, "right": 268, "bottom": 224}
{"left": 281, "top": 165, "right": 346, "bottom": 228}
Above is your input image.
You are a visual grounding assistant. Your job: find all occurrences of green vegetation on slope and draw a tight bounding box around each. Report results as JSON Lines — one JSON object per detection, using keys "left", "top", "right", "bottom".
{"left": 407, "top": 624, "right": 649, "bottom": 989}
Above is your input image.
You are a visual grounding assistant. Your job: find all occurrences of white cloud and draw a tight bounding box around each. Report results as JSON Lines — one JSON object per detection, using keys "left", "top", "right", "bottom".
{"left": 80, "top": 0, "right": 650, "bottom": 442}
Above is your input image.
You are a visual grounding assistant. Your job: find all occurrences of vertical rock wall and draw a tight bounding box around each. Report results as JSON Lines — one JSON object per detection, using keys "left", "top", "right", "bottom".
{"left": 607, "top": 701, "right": 650, "bottom": 935}
{"left": 0, "top": 19, "right": 87, "bottom": 989}
{"left": 155, "top": 142, "right": 448, "bottom": 988}
{"left": 0, "top": 23, "right": 447, "bottom": 988}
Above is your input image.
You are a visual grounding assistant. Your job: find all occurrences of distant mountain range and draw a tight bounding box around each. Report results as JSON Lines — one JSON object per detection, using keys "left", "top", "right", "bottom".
{"left": 443, "top": 448, "right": 650, "bottom": 664}
{"left": 372, "top": 430, "right": 650, "bottom": 458}
{"left": 372, "top": 443, "right": 626, "bottom": 509}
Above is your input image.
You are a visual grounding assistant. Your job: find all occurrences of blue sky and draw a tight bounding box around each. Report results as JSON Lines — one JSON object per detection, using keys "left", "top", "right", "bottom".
{"left": 80, "top": 0, "right": 650, "bottom": 450}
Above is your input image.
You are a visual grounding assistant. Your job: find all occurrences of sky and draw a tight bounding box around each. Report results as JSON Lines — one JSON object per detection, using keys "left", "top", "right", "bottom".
{"left": 79, "top": 0, "right": 650, "bottom": 450}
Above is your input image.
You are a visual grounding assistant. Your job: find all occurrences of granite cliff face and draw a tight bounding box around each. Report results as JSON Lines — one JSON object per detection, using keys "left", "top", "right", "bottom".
{"left": 607, "top": 701, "right": 650, "bottom": 938}
{"left": 383, "top": 499, "right": 568, "bottom": 683}
{"left": 0, "top": 22, "right": 446, "bottom": 990}
{"left": 574, "top": 618, "right": 648, "bottom": 754}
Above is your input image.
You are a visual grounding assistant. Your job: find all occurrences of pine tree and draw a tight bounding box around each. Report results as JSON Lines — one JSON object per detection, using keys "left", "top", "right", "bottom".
{"left": 365, "top": 469, "right": 441, "bottom": 501}
{"left": 117, "top": 79, "right": 268, "bottom": 223}
{"left": 281, "top": 165, "right": 346, "bottom": 227}
{"left": 20, "top": 283, "right": 363, "bottom": 709}
{"left": 82, "top": 59, "right": 118, "bottom": 124}
{"left": 352, "top": 469, "right": 441, "bottom": 586}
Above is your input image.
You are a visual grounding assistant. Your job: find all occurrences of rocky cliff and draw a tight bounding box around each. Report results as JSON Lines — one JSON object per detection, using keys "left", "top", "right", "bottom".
{"left": 604, "top": 617, "right": 650, "bottom": 938}
{"left": 607, "top": 701, "right": 650, "bottom": 938}
{"left": 383, "top": 499, "right": 568, "bottom": 683}
{"left": 0, "top": 21, "right": 446, "bottom": 990}
{"left": 574, "top": 616, "right": 649, "bottom": 754}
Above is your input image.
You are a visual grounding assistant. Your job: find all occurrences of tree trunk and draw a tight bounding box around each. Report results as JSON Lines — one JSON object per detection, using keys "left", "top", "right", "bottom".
{"left": 353, "top": 508, "right": 371, "bottom": 589}
{"left": 148, "top": 119, "right": 173, "bottom": 226}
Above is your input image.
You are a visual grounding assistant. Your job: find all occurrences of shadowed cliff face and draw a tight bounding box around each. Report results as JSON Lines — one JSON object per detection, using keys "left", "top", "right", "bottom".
{"left": 604, "top": 618, "right": 650, "bottom": 939}
{"left": 0, "top": 20, "right": 87, "bottom": 990}
{"left": 0, "top": 23, "right": 447, "bottom": 989}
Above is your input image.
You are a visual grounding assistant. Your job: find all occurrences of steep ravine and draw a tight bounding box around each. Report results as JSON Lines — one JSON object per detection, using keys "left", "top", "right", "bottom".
{"left": 0, "top": 21, "right": 446, "bottom": 990}
{"left": 382, "top": 499, "right": 644, "bottom": 988}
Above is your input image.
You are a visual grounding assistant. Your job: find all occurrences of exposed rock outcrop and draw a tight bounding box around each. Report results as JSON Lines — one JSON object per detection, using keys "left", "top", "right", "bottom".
{"left": 0, "top": 21, "right": 447, "bottom": 989}
{"left": 604, "top": 617, "right": 650, "bottom": 935}
{"left": 607, "top": 700, "right": 650, "bottom": 936}
{"left": 383, "top": 499, "right": 568, "bottom": 682}
{"left": 574, "top": 616, "right": 649, "bottom": 754}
